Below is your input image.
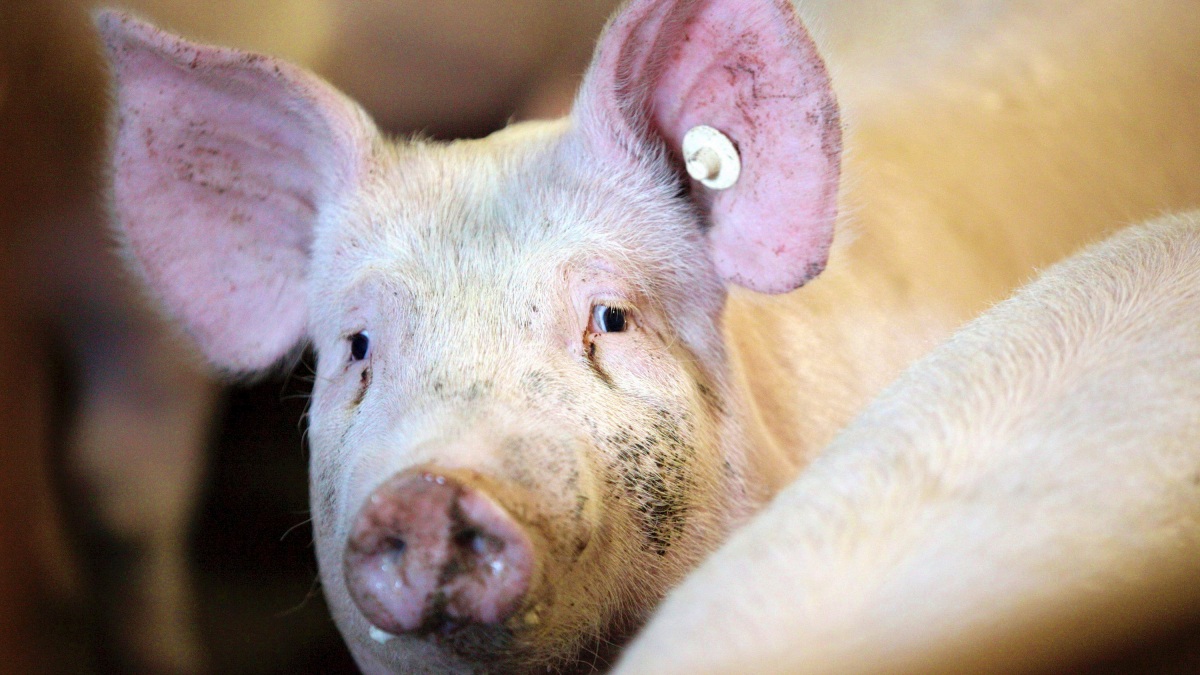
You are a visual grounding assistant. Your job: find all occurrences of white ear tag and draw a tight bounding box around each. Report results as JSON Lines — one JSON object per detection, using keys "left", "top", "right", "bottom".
{"left": 683, "top": 125, "right": 741, "bottom": 190}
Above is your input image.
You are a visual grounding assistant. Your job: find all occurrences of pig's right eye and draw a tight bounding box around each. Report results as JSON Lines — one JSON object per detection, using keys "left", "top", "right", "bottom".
{"left": 591, "top": 305, "right": 629, "bottom": 334}
{"left": 349, "top": 331, "right": 371, "bottom": 361}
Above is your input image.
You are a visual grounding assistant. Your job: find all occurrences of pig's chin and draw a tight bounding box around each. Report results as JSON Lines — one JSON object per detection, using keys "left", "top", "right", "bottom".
{"left": 356, "top": 606, "right": 641, "bottom": 674}
{"left": 375, "top": 627, "right": 518, "bottom": 673}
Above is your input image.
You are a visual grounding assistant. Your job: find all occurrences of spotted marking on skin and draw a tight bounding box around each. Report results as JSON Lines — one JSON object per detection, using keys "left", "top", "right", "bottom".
{"left": 805, "top": 258, "right": 827, "bottom": 285}
{"left": 520, "top": 370, "right": 549, "bottom": 396}
{"left": 430, "top": 379, "right": 494, "bottom": 404}
{"left": 603, "top": 410, "right": 694, "bottom": 556}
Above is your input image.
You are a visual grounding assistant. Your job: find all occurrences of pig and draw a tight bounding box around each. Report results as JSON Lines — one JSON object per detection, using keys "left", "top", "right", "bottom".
{"left": 615, "top": 212, "right": 1200, "bottom": 674}
{"left": 96, "top": 0, "right": 1200, "bottom": 672}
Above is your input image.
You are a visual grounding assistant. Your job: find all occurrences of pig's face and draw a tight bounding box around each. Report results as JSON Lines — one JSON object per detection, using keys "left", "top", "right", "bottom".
{"left": 307, "top": 127, "right": 743, "bottom": 670}
{"left": 98, "top": 0, "right": 840, "bottom": 671}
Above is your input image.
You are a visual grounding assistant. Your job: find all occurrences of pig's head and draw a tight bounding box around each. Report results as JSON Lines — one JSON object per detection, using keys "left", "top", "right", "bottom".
{"left": 97, "top": 0, "right": 839, "bottom": 671}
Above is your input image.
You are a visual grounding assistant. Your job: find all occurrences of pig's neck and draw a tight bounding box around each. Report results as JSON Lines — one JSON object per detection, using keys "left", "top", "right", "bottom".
{"left": 722, "top": 220, "right": 967, "bottom": 498}
{"left": 726, "top": 0, "right": 1200, "bottom": 496}
{"left": 721, "top": 142, "right": 1122, "bottom": 497}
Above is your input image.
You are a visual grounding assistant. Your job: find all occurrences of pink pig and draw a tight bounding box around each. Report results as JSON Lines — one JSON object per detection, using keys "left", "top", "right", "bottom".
{"left": 97, "top": 0, "right": 1200, "bottom": 672}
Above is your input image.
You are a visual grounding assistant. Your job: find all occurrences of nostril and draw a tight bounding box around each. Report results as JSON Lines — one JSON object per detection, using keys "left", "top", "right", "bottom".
{"left": 453, "top": 527, "right": 491, "bottom": 556}
{"left": 384, "top": 536, "right": 406, "bottom": 557}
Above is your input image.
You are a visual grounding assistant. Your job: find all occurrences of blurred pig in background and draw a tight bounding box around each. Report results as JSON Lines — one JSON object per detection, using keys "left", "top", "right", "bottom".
{"left": 115, "top": 0, "right": 617, "bottom": 134}
{"left": 0, "top": 0, "right": 614, "bottom": 673}
{"left": 1, "top": 1, "right": 218, "bottom": 673}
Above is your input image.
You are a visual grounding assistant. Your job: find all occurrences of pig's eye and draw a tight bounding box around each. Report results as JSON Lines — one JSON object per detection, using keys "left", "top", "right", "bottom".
{"left": 349, "top": 331, "right": 371, "bottom": 361}
{"left": 591, "top": 305, "right": 628, "bottom": 334}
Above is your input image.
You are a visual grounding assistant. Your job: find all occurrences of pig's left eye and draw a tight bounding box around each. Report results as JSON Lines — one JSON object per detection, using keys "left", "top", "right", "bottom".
{"left": 591, "top": 305, "right": 629, "bottom": 333}
{"left": 349, "top": 331, "right": 371, "bottom": 361}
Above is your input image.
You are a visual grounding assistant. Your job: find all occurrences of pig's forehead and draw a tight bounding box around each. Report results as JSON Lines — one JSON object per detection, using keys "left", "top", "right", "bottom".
{"left": 314, "top": 122, "right": 708, "bottom": 298}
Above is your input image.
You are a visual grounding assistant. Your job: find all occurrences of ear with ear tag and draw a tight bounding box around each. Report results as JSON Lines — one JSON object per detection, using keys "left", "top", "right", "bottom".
{"left": 97, "top": 10, "right": 377, "bottom": 373}
{"left": 574, "top": 0, "right": 842, "bottom": 293}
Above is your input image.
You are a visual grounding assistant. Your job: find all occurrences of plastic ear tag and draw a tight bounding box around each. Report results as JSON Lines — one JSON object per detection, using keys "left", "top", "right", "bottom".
{"left": 683, "top": 125, "right": 741, "bottom": 190}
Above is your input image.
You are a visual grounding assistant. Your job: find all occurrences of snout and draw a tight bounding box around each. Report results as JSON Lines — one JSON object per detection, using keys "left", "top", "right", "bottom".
{"left": 344, "top": 468, "right": 536, "bottom": 636}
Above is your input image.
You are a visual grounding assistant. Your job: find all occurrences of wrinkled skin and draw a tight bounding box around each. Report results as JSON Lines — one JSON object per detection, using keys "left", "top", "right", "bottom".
{"left": 98, "top": 0, "right": 1200, "bottom": 672}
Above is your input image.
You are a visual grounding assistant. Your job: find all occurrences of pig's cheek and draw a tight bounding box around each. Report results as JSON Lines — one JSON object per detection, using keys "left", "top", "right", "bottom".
{"left": 308, "top": 380, "right": 352, "bottom": 456}
{"left": 306, "top": 361, "right": 367, "bottom": 533}
{"left": 309, "top": 348, "right": 377, "bottom": 435}
{"left": 595, "top": 335, "right": 691, "bottom": 403}
{"left": 597, "top": 336, "right": 731, "bottom": 532}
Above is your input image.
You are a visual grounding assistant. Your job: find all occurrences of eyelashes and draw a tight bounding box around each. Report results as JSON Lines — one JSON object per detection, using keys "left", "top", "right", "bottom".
{"left": 591, "top": 305, "right": 629, "bottom": 334}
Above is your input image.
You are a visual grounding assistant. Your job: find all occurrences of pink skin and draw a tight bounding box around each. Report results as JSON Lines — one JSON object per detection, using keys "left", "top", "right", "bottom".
{"left": 577, "top": 0, "right": 841, "bottom": 293}
{"left": 98, "top": 10, "right": 372, "bottom": 373}
{"left": 98, "top": 0, "right": 840, "bottom": 670}
{"left": 344, "top": 469, "right": 536, "bottom": 634}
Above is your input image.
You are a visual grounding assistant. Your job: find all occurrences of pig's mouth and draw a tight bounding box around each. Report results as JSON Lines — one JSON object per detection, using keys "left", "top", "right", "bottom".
{"left": 406, "top": 605, "right": 639, "bottom": 674}
{"left": 405, "top": 618, "right": 517, "bottom": 666}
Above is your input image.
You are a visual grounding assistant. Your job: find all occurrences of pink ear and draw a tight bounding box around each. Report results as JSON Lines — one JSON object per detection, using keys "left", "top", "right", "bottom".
{"left": 576, "top": 0, "right": 841, "bottom": 293}
{"left": 97, "top": 11, "right": 375, "bottom": 372}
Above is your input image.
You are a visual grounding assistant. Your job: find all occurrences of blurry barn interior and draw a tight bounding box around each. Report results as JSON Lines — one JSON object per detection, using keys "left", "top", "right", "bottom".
{"left": 2, "top": 0, "right": 1200, "bottom": 673}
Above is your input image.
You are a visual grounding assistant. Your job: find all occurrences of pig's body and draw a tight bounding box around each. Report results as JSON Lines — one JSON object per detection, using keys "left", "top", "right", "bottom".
{"left": 730, "top": 0, "right": 1200, "bottom": 486}
{"left": 113, "top": 0, "right": 621, "bottom": 133}
{"left": 616, "top": 212, "right": 1200, "bottom": 674}
{"left": 99, "top": 0, "right": 1200, "bottom": 673}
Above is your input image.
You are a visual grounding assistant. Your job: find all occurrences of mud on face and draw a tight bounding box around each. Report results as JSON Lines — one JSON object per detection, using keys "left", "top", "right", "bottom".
{"left": 603, "top": 408, "right": 698, "bottom": 557}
